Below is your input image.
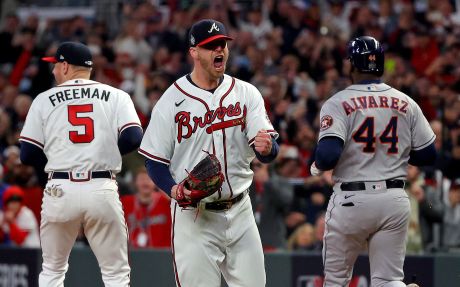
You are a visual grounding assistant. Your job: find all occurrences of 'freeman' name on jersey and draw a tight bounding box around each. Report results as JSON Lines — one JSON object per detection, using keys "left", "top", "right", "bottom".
{"left": 342, "top": 95, "right": 408, "bottom": 115}
{"left": 48, "top": 87, "right": 110, "bottom": 107}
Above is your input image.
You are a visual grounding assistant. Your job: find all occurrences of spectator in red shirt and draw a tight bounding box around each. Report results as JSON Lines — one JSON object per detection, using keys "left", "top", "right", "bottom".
{"left": 121, "top": 167, "right": 171, "bottom": 248}
{"left": 0, "top": 185, "right": 39, "bottom": 247}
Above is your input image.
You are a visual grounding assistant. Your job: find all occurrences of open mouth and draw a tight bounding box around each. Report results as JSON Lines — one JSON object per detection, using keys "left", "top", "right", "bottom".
{"left": 214, "top": 55, "right": 224, "bottom": 69}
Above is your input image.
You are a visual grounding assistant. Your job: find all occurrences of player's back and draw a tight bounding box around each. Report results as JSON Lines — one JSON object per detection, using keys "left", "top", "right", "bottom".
{"left": 319, "top": 82, "right": 434, "bottom": 182}
{"left": 24, "top": 79, "right": 138, "bottom": 173}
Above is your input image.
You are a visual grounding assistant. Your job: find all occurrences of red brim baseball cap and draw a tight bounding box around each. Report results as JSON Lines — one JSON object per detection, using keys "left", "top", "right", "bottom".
{"left": 189, "top": 19, "right": 233, "bottom": 47}
{"left": 42, "top": 56, "right": 58, "bottom": 63}
{"left": 41, "top": 42, "right": 93, "bottom": 67}
{"left": 197, "top": 35, "right": 233, "bottom": 47}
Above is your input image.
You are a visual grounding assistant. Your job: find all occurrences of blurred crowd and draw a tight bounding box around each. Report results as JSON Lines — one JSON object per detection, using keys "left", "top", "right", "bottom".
{"left": 1, "top": 0, "right": 460, "bottom": 254}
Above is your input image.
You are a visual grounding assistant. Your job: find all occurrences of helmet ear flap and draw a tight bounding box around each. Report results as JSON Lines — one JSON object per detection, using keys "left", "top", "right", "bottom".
{"left": 349, "top": 58, "right": 355, "bottom": 73}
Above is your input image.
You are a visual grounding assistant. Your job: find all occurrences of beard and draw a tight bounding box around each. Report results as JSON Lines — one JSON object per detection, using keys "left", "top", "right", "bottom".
{"left": 198, "top": 55, "right": 226, "bottom": 80}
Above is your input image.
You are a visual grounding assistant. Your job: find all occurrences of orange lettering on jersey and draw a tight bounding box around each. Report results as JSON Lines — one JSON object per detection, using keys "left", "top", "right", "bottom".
{"left": 357, "top": 96, "right": 368, "bottom": 109}
{"left": 379, "top": 96, "right": 389, "bottom": 108}
{"left": 351, "top": 98, "right": 361, "bottom": 109}
{"left": 342, "top": 101, "right": 355, "bottom": 115}
{"left": 175, "top": 102, "right": 243, "bottom": 143}
{"left": 400, "top": 100, "right": 408, "bottom": 113}
{"left": 368, "top": 96, "right": 378, "bottom": 108}
{"left": 391, "top": 97, "right": 399, "bottom": 110}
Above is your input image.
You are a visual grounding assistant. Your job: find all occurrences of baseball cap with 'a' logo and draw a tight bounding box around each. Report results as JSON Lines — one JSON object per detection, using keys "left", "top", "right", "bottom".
{"left": 189, "top": 19, "right": 233, "bottom": 47}
{"left": 42, "top": 41, "right": 93, "bottom": 67}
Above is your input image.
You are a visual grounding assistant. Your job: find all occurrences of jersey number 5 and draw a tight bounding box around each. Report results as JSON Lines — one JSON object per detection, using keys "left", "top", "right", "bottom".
{"left": 352, "top": 116, "right": 398, "bottom": 154}
{"left": 68, "top": 104, "right": 94, "bottom": 143}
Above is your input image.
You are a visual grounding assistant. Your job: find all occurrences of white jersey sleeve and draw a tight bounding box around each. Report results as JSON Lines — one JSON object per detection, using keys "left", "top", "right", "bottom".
{"left": 409, "top": 98, "right": 436, "bottom": 150}
{"left": 20, "top": 99, "right": 45, "bottom": 148}
{"left": 244, "top": 83, "right": 278, "bottom": 144}
{"left": 139, "top": 87, "right": 175, "bottom": 164}
{"left": 116, "top": 91, "right": 142, "bottom": 133}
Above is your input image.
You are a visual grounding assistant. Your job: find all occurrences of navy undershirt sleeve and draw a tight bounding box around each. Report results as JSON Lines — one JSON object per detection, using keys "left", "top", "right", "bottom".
{"left": 315, "top": 136, "right": 344, "bottom": 170}
{"left": 253, "top": 137, "right": 279, "bottom": 163}
{"left": 20, "top": 142, "right": 48, "bottom": 171}
{"left": 409, "top": 143, "right": 437, "bottom": 166}
{"left": 145, "top": 159, "right": 176, "bottom": 197}
{"left": 118, "top": 126, "right": 143, "bottom": 155}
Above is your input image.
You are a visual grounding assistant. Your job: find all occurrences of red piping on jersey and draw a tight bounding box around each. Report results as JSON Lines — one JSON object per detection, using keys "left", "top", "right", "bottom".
{"left": 19, "top": 136, "right": 44, "bottom": 149}
{"left": 248, "top": 129, "right": 276, "bottom": 146}
{"left": 173, "top": 82, "right": 211, "bottom": 112}
{"left": 138, "top": 149, "right": 170, "bottom": 164}
{"left": 119, "top": 122, "right": 142, "bottom": 134}
{"left": 171, "top": 203, "right": 182, "bottom": 287}
{"left": 218, "top": 77, "right": 236, "bottom": 198}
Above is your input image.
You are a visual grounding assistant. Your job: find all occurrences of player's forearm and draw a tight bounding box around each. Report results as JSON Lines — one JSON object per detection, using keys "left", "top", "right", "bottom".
{"left": 254, "top": 137, "right": 279, "bottom": 163}
{"left": 145, "top": 159, "right": 176, "bottom": 196}
{"left": 315, "top": 136, "right": 344, "bottom": 170}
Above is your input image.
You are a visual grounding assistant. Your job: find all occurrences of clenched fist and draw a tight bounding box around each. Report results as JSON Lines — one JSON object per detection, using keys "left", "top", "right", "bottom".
{"left": 254, "top": 129, "right": 272, "bottom": 156}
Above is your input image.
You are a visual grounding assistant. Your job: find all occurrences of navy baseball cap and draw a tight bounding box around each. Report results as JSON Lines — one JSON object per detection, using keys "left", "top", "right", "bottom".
{"left": 42, "top": 42, "right": 93, "bottom": 67}
{"left": 189, "top": 19, "right": 233, "bottom": 47}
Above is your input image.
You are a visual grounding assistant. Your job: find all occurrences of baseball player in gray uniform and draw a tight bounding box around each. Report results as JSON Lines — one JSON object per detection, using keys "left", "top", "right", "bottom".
{"left": 139, "top": 19, "right": 279, "bottom": 287}
{"left": 19, "top": 42, "right": 143, "bottom": 286}
{"left": 310, "top": 36, "right": 436, "bottom": 287}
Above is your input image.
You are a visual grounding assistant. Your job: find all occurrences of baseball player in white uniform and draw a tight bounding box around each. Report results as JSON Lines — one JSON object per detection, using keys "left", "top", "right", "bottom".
{"left": 139, "top": 19, "right": 279, "bottom": 287}
{"left": 311, "top": 36, "right": 436, "bottom": 287}
{"left": 19, "top": 42, "right": 143, "bottom": 287}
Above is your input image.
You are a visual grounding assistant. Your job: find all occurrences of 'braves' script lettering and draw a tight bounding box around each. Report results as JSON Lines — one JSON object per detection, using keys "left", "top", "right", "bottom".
{"left": 175, "top": 102, "right": 243, "bottom": 143}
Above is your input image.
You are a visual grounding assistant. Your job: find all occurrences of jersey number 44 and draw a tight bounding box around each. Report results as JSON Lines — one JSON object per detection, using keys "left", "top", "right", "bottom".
{"left": 352, "top": 116, "right": 398, "bottom": 154}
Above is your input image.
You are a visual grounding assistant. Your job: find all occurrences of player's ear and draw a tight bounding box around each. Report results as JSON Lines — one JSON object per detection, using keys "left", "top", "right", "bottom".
{"left": 189, "top": 47, "right": 198, "bottom": 59}
{"left": 62, "top": 61, "right": 70, "bottom": 75}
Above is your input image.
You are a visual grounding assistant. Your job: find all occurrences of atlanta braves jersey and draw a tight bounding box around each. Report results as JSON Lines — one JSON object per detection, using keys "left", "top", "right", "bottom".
{"left": 139, "top": 74, "right": 278, "bottom": 201}
{"left": 19, "top": 79, "right": 141, "bottom": 173}
{"left": 318, "top": 82, "right": 435, "bottom": 182}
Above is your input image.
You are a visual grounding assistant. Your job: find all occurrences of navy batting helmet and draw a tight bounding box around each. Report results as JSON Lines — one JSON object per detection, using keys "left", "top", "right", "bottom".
{"left": 347, "top": 36, "right": 384, "bottom": 76}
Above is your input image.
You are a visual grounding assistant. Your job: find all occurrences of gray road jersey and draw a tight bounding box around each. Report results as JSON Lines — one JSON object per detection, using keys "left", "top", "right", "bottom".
{"left": 318, "top": 83, "right": 435, "bottom": 183}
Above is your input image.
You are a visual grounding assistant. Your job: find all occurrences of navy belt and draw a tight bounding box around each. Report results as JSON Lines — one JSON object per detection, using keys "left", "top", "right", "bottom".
{"left": 49, "top": 171, "right": 113, "bottom": 181}
{"left": 192, "top": 191, "right": 247, "bottom": 211}
{"left": 340, "top": 179, "right": 406, "bottom": 191}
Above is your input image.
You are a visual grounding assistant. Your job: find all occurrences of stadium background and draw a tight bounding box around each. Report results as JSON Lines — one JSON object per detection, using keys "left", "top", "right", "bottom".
{"left": 1, "top": 0, "right": 460, "bottom": 286}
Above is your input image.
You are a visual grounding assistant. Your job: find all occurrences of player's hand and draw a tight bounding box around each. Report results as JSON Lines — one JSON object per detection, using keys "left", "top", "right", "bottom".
{"left": 254, "top": 129, "right": 272, "bottom": 156}
{"left": 310, "top": 161, "right": 323, "bottom": 176}
{"left": 171, "top": 184, "right": 191, "bottom": 200}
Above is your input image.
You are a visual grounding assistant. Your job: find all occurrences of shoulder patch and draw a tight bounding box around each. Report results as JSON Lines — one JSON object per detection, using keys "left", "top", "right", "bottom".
{"left": 320, "top": 115, "right": 334, "bottom": 131}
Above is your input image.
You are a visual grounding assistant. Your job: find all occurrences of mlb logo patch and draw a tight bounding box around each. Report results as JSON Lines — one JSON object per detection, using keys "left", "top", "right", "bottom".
{"left": 320, "top": 115, "right": 334, "bottom": 131}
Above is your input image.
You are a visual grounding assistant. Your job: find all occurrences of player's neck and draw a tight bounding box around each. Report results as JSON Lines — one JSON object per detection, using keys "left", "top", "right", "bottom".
{"left": 60, "top": 70, "right": 91, "bottom": 84}
{"left": 352, "top": 73, "right": 381, "bottom": 85}
{"left": 190, "top": 70, "right": 220, "bottom": 91}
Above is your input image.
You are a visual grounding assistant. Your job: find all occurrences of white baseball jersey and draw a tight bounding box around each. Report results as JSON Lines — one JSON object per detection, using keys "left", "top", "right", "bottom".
{"left": 20, "top": 79, "right": 141, "bottom": 173}
{"left": 139, "top": 74, "right": 278, "bottom": 201}
{"left": 318, "top": 82, "right": 435, "bottom": 182}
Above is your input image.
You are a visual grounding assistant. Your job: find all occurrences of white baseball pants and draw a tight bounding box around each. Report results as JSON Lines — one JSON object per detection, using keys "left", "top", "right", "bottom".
{"left": 38, "top": 178, "right": 130, "bottom": 287}
{"left": 172, "top": 195, "right": 266, "bottom": 287}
